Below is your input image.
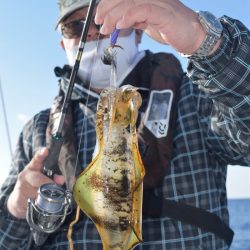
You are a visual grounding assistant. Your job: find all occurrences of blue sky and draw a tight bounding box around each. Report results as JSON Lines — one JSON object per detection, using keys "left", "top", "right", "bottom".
{"left": 0, "top": 1, "right": 250, "bottom": 198}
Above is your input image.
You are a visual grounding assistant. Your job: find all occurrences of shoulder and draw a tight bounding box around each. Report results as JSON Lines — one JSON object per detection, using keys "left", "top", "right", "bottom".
{"left": 21, "top": 109, "right": 51, "bottom": 145}
{"left": 10, "top": 108, "right": 52, "bottom": 165}
{"left": 23, "top": 109, "right": 51, "bottom": 131}
{"left": 146, "top": 50, "right": 184, "bottom": 76}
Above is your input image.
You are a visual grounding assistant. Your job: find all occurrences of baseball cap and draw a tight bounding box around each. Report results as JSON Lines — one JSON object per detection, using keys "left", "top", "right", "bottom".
{"left": 56, "top": 0, "right": 99, "bottom": 28}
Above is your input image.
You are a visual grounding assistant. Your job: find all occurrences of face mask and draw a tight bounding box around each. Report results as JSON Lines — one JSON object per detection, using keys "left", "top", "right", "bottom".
{"left": 65, "top": 30, "right": 143, "bottom": 89}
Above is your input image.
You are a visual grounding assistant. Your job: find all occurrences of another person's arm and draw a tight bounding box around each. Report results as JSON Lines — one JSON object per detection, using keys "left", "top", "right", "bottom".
{"left": 0, "top": 117, "right": 64, "bottom": 249}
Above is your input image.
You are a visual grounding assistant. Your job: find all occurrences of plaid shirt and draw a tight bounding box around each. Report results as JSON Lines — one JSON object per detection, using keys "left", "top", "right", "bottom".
{"left": 0, "top": 16, "right": 249, "bottom": 250}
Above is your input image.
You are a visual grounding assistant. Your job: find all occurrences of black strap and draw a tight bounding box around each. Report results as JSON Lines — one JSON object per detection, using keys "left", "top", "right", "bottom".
{"left": 143, "top": 192, "right": 234, "bottom": 247}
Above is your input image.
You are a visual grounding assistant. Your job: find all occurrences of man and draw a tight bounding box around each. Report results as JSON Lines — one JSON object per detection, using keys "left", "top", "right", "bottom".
{"left": 0, "top": 0, "right": 249, "bottom": 250}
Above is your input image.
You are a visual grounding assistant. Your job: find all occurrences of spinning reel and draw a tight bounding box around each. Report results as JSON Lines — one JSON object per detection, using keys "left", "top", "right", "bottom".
{"left": 27, "top": 183, "right": 72, "bottom": 246}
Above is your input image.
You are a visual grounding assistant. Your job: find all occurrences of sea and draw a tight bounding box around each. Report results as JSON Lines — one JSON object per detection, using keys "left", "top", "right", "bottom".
{"left": 228, "top": 199, "right": 250, "bottom": 249}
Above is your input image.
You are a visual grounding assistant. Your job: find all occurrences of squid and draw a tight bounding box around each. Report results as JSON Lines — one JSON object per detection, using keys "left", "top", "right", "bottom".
{"left": 68, "top": 85, "right": 145, "bottom": 250}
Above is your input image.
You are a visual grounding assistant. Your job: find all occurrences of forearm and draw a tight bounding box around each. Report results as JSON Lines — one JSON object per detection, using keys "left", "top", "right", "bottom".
{"left": 188, "top": 16, "right": 250, "bottom": 162}
{"left": 0, "top": 121, "right": 40, "bottom": 248}
{"left": 0, "top": 176, "right": 31, "bottom": 249}
{"left": 187, "top": 16, "right": 250, "bottom": 91}
{"left": 0, "top": 141, "right": 30, "bottom": 248}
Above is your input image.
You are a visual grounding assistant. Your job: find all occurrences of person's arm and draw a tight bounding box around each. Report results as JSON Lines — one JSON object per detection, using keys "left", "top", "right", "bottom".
{"left": 187, "top": 16, "right": 250, "bottom": 165}
{"left": 0, "top": 127, "right": 33, "bottom": 249}
{"left": 0, "top": 113, "right": 64, "bottom": 249}
{"left": 95, "top": 0, "right": 207, "bottom": 54}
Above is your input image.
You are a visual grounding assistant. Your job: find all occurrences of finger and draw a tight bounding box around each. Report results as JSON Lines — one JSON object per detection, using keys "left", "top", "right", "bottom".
{"left": 133, "top": 22, "right": 147, "bottom": 30}
{"left": 26, "top": 147, "right": 48, "bottom": 172}
{"left": 95, "top": 0, "right": 123, "bottom": 24}
{"left": 97, "top": 0, "right": 143, "bottom": 34}
{"left": 145, "top": 26, "right": 167, "bottom": 44}
{"left": 20, "top": 170, "right": 53, "bottom": 190}
{"left": 98, "top": 3, "right": 169, "bottom": 35}
{"left": 53, "top": 174, "right": 65, "bottom": 186}
{"left": 117, "top": 4, "right": 169, "bottom": 30}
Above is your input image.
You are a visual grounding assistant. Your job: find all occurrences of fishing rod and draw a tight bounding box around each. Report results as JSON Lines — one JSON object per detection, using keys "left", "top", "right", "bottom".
{"left": 26, "top": 0, "right": 98, "bottom": 247}
{"left": 43, "top": 0, "right": 97, "bottom": 179}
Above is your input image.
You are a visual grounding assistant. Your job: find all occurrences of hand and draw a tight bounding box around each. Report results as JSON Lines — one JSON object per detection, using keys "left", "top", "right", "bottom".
{"left": 95, "top": 0, "right": 205, "bottom": 54}
{"left": 7, "top": 148, "right": 64, "bottom": 219}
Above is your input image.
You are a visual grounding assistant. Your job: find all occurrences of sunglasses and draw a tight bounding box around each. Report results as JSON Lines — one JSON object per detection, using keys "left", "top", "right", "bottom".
{"left": 61, "top": 19, "right": 101, "bottom": 39}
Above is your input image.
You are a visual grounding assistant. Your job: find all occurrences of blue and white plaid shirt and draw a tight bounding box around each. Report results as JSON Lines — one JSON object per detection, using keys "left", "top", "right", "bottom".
{"left": 0, "top": 16, "right": 249, "bottom": 250}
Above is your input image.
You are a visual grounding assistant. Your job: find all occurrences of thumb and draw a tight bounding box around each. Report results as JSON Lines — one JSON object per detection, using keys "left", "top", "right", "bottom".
{"left": 27, "top": 147, "right": 49, "bottom": 172}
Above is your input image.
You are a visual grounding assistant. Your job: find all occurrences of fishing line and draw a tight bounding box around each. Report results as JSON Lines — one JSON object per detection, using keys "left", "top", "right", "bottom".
{"left": 73, "top": 33, "right": 102, "bottom": 178}
{"left": 71, "top": 6, "right": 122, "bottom": 184}
{"left": 0, "top": 77, "right": 13, "bottom": 158}
{"left": 73, "top": 29, "right": 121, "bottom": 177}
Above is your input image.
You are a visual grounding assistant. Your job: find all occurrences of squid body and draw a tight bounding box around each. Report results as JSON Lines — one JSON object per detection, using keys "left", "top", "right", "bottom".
{"left": 73, "top": 85, "right": 145, "bottom": 250}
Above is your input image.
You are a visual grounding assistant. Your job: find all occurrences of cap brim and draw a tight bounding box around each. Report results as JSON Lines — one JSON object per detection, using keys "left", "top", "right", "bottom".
{"left": 55, "top": 2, "right": 89, "bottom": 29}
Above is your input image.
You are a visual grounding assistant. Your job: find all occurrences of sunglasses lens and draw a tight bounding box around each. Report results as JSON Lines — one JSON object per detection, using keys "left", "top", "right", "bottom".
{"left": 62, "top": 19, "right": 101, "bottom": 39}
{"left": 62, "top": 20, "right": 85, "bottom": 39}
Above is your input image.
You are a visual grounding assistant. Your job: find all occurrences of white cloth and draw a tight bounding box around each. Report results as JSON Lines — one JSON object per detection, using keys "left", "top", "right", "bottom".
{"left": 65, "top": 30, "right": 145, "bottom": 89}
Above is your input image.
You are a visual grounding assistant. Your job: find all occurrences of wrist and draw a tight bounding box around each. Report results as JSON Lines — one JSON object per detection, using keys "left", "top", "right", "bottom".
{"left": 182, "top": 13, "right": 207, "bottom": 55}
{"left": 168, "top": 11, "right": 206, "bottom": 56}
{"left": 207, "top": 37, "right": 222, "bottom": 55}
{"left": 180, "top": 11, "right": 223, "bottom": 58}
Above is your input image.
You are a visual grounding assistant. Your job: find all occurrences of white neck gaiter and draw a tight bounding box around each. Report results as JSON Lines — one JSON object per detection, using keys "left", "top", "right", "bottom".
{"left": 65, "top": 30, "right": 145, "bottom": 89}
